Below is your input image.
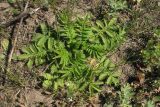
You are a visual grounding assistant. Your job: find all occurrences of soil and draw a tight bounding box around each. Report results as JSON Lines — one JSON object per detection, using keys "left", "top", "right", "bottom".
{"left": 0, "top": 0, "right": 160, "bottom": 107}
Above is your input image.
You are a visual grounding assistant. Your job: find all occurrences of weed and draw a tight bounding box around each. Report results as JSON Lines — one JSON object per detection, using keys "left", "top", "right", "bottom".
{"left": 141, "top": 28, "right": 160, "bottom": 69}
{"left": 119, "top": 83, "right": 134, "bottom": 107}
{"left": 7, "top": 0, "right": 16, "bottom": 4}
{"left": 108, "top": 0, "right": 128, "bottom": 12}
{"left": 107, "top": 0, "right": 128, "bottom": 16}
{"left": 145, "top": 100, "right": 155, "bottom": 107}
{"left": 18, "top": 11, "right": 126, "bottom": 96}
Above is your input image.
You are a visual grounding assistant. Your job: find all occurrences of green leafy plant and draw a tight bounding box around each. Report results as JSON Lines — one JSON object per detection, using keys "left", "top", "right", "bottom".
{"left": 108, "top": 0, "right": 128, "bottom": 12}
{"left": 141, "top": 28, "right": 160, "bottom": 68}
{"left": 7, "top": 0, "right": 16, "bottom": 4}
{"left": 92, "top": 18, "right": 126, "bottom": 53}
{"left": 0, "top": 39, "right": 9, "bottom": 60}
{"left": 145, "top": 100, "right": 155, "bottom": 107}
{"left": 18, "top": 12, "right": 125, "bottom": 96}
{"left": 119, "top": 83, "right": 134, "bottom": 107}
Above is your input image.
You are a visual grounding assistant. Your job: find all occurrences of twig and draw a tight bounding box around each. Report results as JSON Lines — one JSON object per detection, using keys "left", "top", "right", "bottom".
{"left": 0, "top": 8, "right": 40, "bottom": 28}
{"left": 0, "top": 11, "right": 30, "bottom": 28}
{"left": 2, "top": 1, "right": 40, "bottom": 85}
{"left": 6, "top": 0, "right": 30, "bottom": 68}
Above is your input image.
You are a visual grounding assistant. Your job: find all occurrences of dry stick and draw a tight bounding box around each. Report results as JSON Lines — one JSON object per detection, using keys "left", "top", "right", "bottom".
{"left": 0, "top": 8, "right": 40, "bottom": 28}
{"left": 2, "top": 1, "right": 29, "bottom": 85}
{"left": 5, "top": 7, "right": 40, "bottom": 66}
{"left": 6, "top": 0, "right": 30, "bottom": 68}
{"left": 2, "top": 1, "right": 40, "bottom": 85}
{"left": 0, "top": 11, "right": 30, "bottom": 28}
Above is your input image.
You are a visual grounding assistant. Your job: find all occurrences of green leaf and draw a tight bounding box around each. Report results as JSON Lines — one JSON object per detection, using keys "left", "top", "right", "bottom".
{"left": 32, "top": 33, "right": 44, "bottom": 41}
{"left": 91, "top": 84, "right": 101, "bottom": 92}
{"left": 0, "top": 54, "right": 5, "bottom": 59}
{"left": 109, "top": 62, "right": 115, "bottom": 69}
{"left": 51, "top": 65, "right": 58, "bottom": 74}
{"left": 96, "top": 20, "right": 104, "bottom": 28}
{"left": 1, "top": 39, "right": 9, "bottom": 51}
{"left": 108, "top": 18, "right": 117, "bottom": 26}
{"left": 54, "top": 82, "right": 58, "bottom": 91}
{"left": 60, "top": 70, "right": 70, "bottom": 78}
{"left": 57, "top": 79, "right": 64, "bottom": 87}
{"left": 100, "top": 56, "right": 106, "bottom": 63}
{"left": 43, "top": 80, "right": 52, "bottom": 88}
{"left": 18, "top": 54, "right": 31, "bottom": 59}
{"left": 40, "top": 23, "right": 48, "bottom": 35}
{"left": 94, "top": 81, "right": 103, "bottom": 85}
{"left": 104, "top": 59, "right": 111, "bottom": 67}
{"left": 7, "top": 0, "right": 15, "bottom": 3}
{"left": 48, "top": 38, "right": 54, "bottom": 50}
{"left": 146, "top": 100, "right": 154, "bottom": 107}
{"left": 43, "top": 73, "right": 53, "bottom": 80}
{"left": 29, "top": 45, "right": 38, "bottom": 53}
{"left": 35, "top": 57, "right": 45, "bottom": 65}
{"left": 37, "top": 36, "right": 47, "bottom": 47}
{"left": 21, "top": 47, "right": 32, "bottom": 54}
{"left": 79, "top": 82, "right": 89, "bottom": 91}
{"left": 55, "top": 48, "right": 70, "bottom": 67}
{"left": 27, "top": 59, "right": 33, "bottom": 69}
{"left": 92, "top": 26, "right": 100, "bottom": 32}
{"left": 106, "top": 75, "right": 119, "bottom": 86}
{"left": 99, "top": 72, "right": 109, "bottom": 80}
{"left": 105, "top": 29, "right": 115, "bottom": 37}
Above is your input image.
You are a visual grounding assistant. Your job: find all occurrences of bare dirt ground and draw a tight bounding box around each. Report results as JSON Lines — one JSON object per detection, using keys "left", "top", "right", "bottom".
{"left": 0, "top": 0, "right": 160, "bottom": 107}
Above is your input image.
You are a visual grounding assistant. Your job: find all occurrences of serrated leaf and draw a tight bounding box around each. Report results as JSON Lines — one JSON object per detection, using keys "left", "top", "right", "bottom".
{"left": 104, "top": 59, "right": 110, "bottom": 67}
{"left": 35, "top": 58, "right": 45, "bottom": 65}
{"left": 103, "top": 19, "right": 108, "bottom": 26}
{"left": 0, "top": 53, "right": 5, "bottom": 59}
{"left": 92, "top": 26, "right": 100, "bottom": 32}
{"left": 37, "top": 36, "right": 47, "bottom": 47}
{"left": 35, "top": 58, "right": 39, "bottom": 65}
{"left": 29, "top": 45, "right": 37, "bottom": 53}
{"left": 43, "top": 80, "right": 52, "bottom": 88}
{"left": 119, "top": 28, "right": 126, "bottom": 36}
{"left": 108, "top": 18, "right": 117, "bottom": 26}
{"left": 99, "top": 72, "right": 109, "bottom": 80}
{"left": 100, "top": 56, "right": 106, "bottom": 63}
{"left": 51, "top": 65, "right": 58, "bottom": 74}
{"left": 40, "top": 23, "right": 48, "bottom": 35}
{"left": 106, "top": 76, "right": 112, "bottom": 85}
{"left": 100, "top": 35, "right": 107, "bottom": 46}
{"left": 60, "top": 70, "right": 70, "bottom": 78}
{"left": 27, "top": 59, "right": 33, "bottom": 69}
{"left": 106, "top": 76, "right": 119, "bottom": 86}
{"left": 96, "top": 20, "right": 104, "bottom": 28}
{"left": 94, "top": 81, "right": 103, "bottom": 85}
{"left": 57, "top": 79, "right": 64, "bottom": 87}
{"left": 43, "top": 73, "right": 53, "bottom": 80}
{"left": 146, "top": 100, "right": 154, "bottom": 107}
{"left": 79, "top": 82, "right": 89, "bottom": 91}
{"left": 105, "top": 29, "right": 115, "bottom": 37}
{"left": 1, "top": 39, "right": 9, "bottom": 51}
{"left": 109, "top": 62, "right": 115, "bottom": 69}
{"left": 21, "top": 47, "right": 32, "bottom": 54}
{"left": 18, "top": 54, "right": 31, "bottom": 59}
{"left": 32, "top": 33, "right": 44, "bottom": 41}
{"left": 91, "top": 84, "right": 102, "bottom": 92}
{"left": 48, "top": 38, "right": 53, "bottom": 50}
{"left": 54, "top": 82, "right": 58, "bottom": 91}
